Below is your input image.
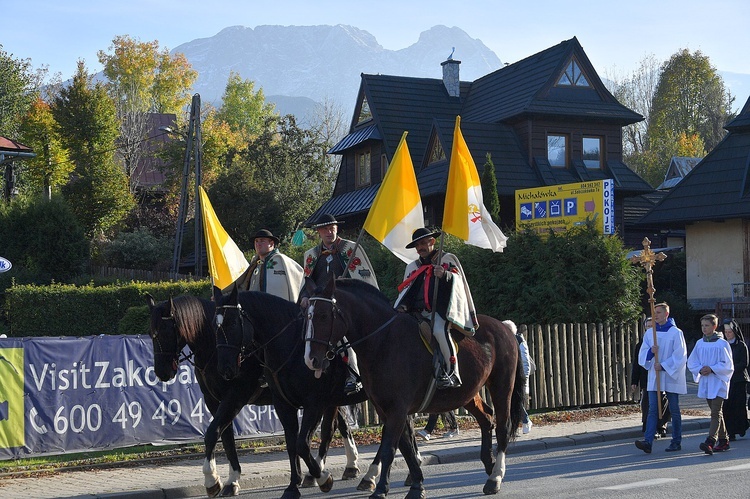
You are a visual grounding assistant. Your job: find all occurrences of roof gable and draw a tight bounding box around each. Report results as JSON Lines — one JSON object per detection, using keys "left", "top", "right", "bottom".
{"left": 461, "top": 37, "right": 642, "bottom": 124}
{"left": 639, "top": 127, "right": 750, "bottom": 225}
{"left": 358, "top": 73, "right": 467, "bottom": 167}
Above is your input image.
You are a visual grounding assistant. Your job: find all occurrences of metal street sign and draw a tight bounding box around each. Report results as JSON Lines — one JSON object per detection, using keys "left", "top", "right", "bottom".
{"left": 0, "top": 257, "right": 11, "bottom": 273}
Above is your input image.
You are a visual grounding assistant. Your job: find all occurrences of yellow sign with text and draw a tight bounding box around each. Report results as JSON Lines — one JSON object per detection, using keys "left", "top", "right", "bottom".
{"left": 515, "top": 179, "right": 615, "bottom": 235}
{"left": 0, "top": 347, "right": 25, "bottom": 449}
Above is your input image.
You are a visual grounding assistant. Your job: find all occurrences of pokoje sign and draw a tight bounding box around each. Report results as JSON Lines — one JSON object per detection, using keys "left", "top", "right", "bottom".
{"left": 0, "top": 336, "right": 285, "bottom": 459}
{"left": 515, "top": 179, "right": 615, "bottom": 236}
{"left": 0, "top": 257, "right": 11, "bottom": 273}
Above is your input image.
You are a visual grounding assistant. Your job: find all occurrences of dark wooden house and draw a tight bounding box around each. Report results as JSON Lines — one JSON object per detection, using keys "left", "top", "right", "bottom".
{"left": 311, "top": 37, "right": 653, "bottom": 239}
{"left": 638, "top": 95, "right": 750, "bottom": 311}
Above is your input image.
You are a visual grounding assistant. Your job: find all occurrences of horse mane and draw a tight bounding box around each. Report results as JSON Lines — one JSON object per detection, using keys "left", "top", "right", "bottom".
{"left": 334, "top": 279, "right": 392, "bottom": 307}
{"left": 169, "top": 295, "right": 214, "bottom": 344}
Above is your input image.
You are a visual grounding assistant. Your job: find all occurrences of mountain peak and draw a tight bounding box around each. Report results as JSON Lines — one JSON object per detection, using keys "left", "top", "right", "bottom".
{"left": 172, "top": 24, "right": 502, "bottom": 116}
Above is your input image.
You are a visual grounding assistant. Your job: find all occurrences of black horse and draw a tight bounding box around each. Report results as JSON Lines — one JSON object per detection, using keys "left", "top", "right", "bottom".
{"left": 213, "top": 287, "right": 418, "bottom": 499}
{"left": 146, "top": 293, "right": 358, "bottom": 498}
{"left": 304, "top": 278, "right": 525, "bottom": 498}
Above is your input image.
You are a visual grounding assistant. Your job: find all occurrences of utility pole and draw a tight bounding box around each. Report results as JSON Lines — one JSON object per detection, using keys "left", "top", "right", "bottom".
{"left": 170, "top": 94, "right": 203, "bottom": 278}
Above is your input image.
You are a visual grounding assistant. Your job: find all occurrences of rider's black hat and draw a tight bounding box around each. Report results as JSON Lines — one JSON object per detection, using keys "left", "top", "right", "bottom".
{"left": 309, "top": 213, "right": 344, "bottom": 229}
{"left": 405, "top": 227, "right": 441, "bottom": 248}
{"left": 250, "top": 228, "right": 280, "bottom": 245}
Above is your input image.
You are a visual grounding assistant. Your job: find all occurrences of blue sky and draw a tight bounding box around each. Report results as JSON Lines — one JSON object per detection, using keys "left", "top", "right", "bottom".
{"left": 4, "top": 0, "right": 749, "bottom": 103}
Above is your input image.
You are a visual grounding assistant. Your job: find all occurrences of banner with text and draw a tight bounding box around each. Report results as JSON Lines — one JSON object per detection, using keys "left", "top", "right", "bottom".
{"left": 0, "top": 336, "right": 284, "bottom": 459}
{"left": 515, "top": 179, "right": 615, "bottom": 236}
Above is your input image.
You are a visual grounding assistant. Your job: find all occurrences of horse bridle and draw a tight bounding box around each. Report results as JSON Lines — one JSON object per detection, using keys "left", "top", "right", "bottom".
{"left": 215, "top": 301, "right": 302, "bottom": 366}
{"left": 306, "top": 294, "right": 398, "bottom": 360}
{"left": 151, "top": 313, "right": 193, "bottom": 368}
{"left": 305, "top": 295, "right": 345, "bottom": 361}
{"left": 215, "top": 302, "right": 258, "bottom": 362}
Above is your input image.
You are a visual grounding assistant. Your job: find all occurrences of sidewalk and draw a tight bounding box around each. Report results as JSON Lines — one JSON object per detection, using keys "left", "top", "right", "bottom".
{"left": 0, "top": 387, "right": 713, "bottom": 499}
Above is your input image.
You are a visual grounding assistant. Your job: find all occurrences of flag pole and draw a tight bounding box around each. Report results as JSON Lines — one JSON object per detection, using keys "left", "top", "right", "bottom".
{"left": 429, "top": 232, "right": 445, "bottom": 329}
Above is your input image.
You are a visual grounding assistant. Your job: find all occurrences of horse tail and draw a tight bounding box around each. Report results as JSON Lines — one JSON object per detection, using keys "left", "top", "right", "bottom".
{"left": 506, "top": 320, "right": 525, "bottom": 441}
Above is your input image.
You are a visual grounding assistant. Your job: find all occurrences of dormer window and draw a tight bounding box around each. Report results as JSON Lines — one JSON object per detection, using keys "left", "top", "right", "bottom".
{"left": 357, "top": 97, "right": 372, "bottom": 123}
{"left": 428, "top": 139, "right": 446, "bottom": 164}
{"left": 556, "top": 59, "right": 590, "bottom": 87}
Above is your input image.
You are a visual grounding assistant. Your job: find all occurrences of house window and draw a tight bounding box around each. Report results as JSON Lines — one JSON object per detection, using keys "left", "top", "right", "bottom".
{"left": 583, "top": 137, "right": 602, "bottom": 168}
{"left": 357, "top": 150, "right": 371, "bottom": 187}
{"left": 357, "top": 97, "right": 372, "bottom": 124}
{"left": 556, "top": 59, "right": 590, "bottom": 87}
{"left": 547, "top": 134, "right": 567, "bottom": 167}
{"left": 381, "top": 154, "right": 387, "bottom": 179}
{"left": 428, "top": 139, "right": 446, "bottom": 164}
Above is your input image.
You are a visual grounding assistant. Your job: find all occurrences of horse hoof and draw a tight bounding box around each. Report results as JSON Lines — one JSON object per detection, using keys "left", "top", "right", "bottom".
{"left": 368, "top": 493, "right": 387, "bottom": 499}
{"left": 206, "top": 482, "right": 222, "bottom": 497}
{"left": 219, "top": 482, "right": 240, "bottom": 496}
{"left": 483, "top": 479, "right": 500, "bottom": 495}
{"left": 318, "top": 473, "right": 334, "bottom": 493}
{"left": 342, "top": 466, "right": 360, "bottom": 480}
{"left": 404, "top": 472, "right": 413, "bottom": 486}
{"left": 358, "top": 478, "right": 376, "bottom": 492}
{"left": 406, "top": 485, "right": 426, "bottom": 499}
{"left": 281, "top": 488, "right": 301, "bottom": 499}
{"left": 301, "top": 473, "right": 316, "bottom": 488}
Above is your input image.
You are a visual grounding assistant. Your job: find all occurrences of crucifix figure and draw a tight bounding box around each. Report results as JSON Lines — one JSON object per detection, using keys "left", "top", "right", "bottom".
{"left": 630, "top": 237, "right": 668, "bottom": 415}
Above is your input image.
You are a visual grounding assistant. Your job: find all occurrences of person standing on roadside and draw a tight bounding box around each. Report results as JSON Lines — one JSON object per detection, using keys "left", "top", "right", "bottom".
{"left": 505, "top": 320, "right": 535, "bottom": 434}
{"left": 721, "top": 318, "right": 749, "bottom": 441}
{"left": 635, "top": 302, "right": 687, "bottom": 453}
{"left": 631, "top": 316, "right": 670, "bottom": 438}
{"left": 687, "top": 314, "right": 734, "bottom": 454}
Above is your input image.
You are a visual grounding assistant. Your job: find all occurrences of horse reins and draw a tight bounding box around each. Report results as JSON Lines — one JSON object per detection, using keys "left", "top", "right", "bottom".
{"left": 306, "top": 295, "right": 398, "bottom": 359}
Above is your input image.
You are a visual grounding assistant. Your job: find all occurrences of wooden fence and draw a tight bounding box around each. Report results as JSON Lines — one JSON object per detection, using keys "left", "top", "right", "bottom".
{"left": 91, "top": 265, "right": 198, "bottom": 282}
{"left": 354, "top": 321, "right": 640, "bottom": 426}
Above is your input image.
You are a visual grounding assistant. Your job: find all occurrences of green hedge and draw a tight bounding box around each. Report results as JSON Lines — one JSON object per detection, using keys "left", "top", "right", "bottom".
{"left": 5, "top": 280, "right": 211, "bottom": 337}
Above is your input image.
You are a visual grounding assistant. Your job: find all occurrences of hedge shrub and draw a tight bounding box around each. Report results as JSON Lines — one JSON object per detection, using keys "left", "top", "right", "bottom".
{"left": 5, "top": 279, "right": 210, "bottom": 337}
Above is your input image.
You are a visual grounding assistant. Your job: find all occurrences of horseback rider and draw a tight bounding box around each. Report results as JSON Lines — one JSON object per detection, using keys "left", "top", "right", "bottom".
{"left": 298, "top": 213, "right": 379, "bottom": 394}
{"left": 231, "top": 228, "right": 304, "bottom": 302}
{"left": 394, "top": 227, "right": 478, "bottom": 389}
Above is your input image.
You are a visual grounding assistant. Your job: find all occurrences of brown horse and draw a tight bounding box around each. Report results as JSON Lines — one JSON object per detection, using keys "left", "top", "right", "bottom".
{"left": 304, "top": 277, "right": 525, "bottom": 498}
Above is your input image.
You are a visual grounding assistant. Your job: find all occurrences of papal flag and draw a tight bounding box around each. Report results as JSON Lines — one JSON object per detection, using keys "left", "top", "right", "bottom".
{"left": 199, "top": 186, "right": 250, "bottom": 290}
{"left": 443, "top": 116, "right": 508, "bottom": 252}
{"left": 363, "top": 131, "right": 423, "bottom": 263}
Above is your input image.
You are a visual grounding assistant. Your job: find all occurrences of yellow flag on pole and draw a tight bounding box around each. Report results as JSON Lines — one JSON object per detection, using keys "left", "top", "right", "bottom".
{"left": 363, "top": 131, "right": 423, "bottom": 263}
{"left": 443, "top": 116, "right": 508, "bottom": 252}
{"left": 199, "top": 186, "right": 250, "bottom": 289}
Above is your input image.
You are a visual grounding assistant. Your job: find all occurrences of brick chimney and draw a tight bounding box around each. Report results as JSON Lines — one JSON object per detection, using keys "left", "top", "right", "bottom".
{"left": 441, "top": 57, "right": 461, "bottom": 98}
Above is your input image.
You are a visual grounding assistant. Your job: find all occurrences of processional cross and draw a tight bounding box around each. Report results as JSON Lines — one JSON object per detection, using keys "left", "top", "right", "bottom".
{"left": 630, "top": 237, "right": 668, "bottom": 415}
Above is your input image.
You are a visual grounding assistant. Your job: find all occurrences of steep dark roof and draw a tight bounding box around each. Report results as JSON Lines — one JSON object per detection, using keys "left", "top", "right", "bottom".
{"left": 329, "top": 124, "right": 382, "bottom": 154}
{"left": 639, "top": 96, "right": 750, "bottom": 225}
{"left": 307, "top": 184, "right": 379, "bottom": 222}
{"left": 419, "top": 119, "right": 538, "bottom": 198}
{"left": 461, "top": 37, "right": 642, "bottom": 125}
{"left": 725, "top": 95, "right": 750, "bottom": 131}
{"left": 361, "top": 74, "right": 468, "bottom": 167}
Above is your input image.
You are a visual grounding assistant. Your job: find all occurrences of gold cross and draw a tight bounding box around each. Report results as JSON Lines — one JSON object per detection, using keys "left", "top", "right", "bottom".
{"left": 629, "top": 237, "right": 668, "bottom": 416}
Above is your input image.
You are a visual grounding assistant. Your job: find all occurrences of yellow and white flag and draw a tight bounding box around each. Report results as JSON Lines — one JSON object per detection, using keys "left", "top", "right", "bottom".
{"left": 443, "top": 116, "right": 508, "bottom": 252}
{"left": 199, "top": 186, "right": 250, "bottom": 290}
{"left": 363, "top": 131, "right": 423, "bottom": 263}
